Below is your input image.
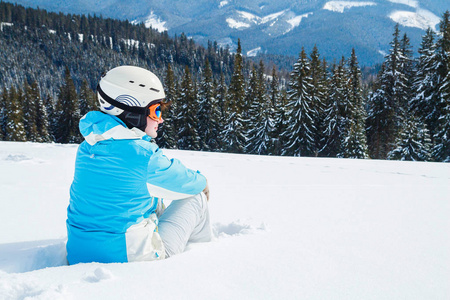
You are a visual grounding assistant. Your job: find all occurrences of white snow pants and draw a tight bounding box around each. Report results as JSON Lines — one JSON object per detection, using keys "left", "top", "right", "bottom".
{"left": 158, "top": 192, "right": 212, "bottom": 258}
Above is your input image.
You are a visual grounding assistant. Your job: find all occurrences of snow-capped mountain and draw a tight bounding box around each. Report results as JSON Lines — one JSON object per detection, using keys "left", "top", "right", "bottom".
{"left": 3, "top": 0, "right": 449, "bottom": 65}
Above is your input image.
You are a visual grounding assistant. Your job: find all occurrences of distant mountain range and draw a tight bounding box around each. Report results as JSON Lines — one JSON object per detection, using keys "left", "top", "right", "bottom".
{"left": 3, "top": 0, "right": 449, "bottom": 66}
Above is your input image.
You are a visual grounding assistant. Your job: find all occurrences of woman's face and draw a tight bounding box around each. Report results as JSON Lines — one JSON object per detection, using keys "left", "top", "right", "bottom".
{"left": 145, "top": 116, "right": 164, "bottom": 138}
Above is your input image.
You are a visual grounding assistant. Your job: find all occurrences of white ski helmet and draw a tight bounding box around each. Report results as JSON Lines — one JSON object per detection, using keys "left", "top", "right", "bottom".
{"left": 97, "top": 65, "right": 165, "bottom": 130}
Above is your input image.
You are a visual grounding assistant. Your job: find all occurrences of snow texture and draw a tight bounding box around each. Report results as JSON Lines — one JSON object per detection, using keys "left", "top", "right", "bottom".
{"left": 389, "top": 9, "right": 441, "bottom": 31}
{"left": 323, "top": 1, "right": 377, "bottom": 13}
{"left": 0, "top": 141, "right": 449, "bottom": 299}
{"left": 227, "top": 9, "right": 311, "bottom": 33}
{"left": 246, "top": 47, "right": 262, "bottom": 57}
{"left": 219, "top": 1, "right": 229, "bottom": 8}
{"left": 387, "top": 0, "right": 419, "bottom": 8}
{"left": 285, "top": 12, "right": 313, "bottom": 34}
{"left": 0, "top": 22, "right": 13, "bottom": 31}
{"left": 140, "top": 11, "right": 168, "bottom": 32}
{"left": 226, "top": 18, "right": 251, "bottom": 29}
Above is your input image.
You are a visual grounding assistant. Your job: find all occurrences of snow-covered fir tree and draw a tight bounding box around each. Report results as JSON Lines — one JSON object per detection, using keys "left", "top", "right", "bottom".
{"left": 197, "top": 59, "right": 221, "bottom": 151}
{"left": 215, "top": 72, "right": 228, "bottom": 152}
{"left": 157, "top": 63, "right": 178, "bottom": 149}
{"left": 309, "top": 46, "right": 328, "bottom": 154}
{"left": 0, "top": 88, "right": 6, "bottom": 140}
{"left": 282, "top": 48, "right": 317, "bottom": 157}
{"left": 223, "top": 40, "right": 246, "bottom": 154}
{"left": 5, "top": 87, "right": 26, "bottom": 141}
{"left": 334, "top": 56, "right": 355, "bottom": 158}
{"left": 23, "top": 81, "right": 51, "bottom": 143}
{"left": 243, "top": 65, "right": 259, "bottom": 143}
{"left": 176, "top": 66, "right": 200, "bottom": 150}
{"left": 388, "top": 117, "right": 432, "bottom": 161}
{"left": 246, "top": 62, "right": 275, "bottom": 155}
{"left": 79, "top": 79, "right": 97, "bottom": 117}
{"left": 341, "top": 49, "right": 368, "bottom": 158}
{"left": 54, "top": 67, "right": 81, "bottom": 144}
{"left": 410, "top": 28, "right": 440, "bottom": 139}
{"left": 432, "top": 74, "right": 450, "bottom": 161}
{"left": 268, "top": 66, "right": 286, "bottom": 155}
{"left": 33, "top": 82, "right": 52, "bottom": 143}
{"left": 367, "top": 25, "right": 410, "bottom": 159}
{"left": 23, "top": 81, "right": 39, "bottom": 142}
{"left": 398, "top": 33, "right": 414, "bottom": 118}
{"left": 227, "top": 39, "right": 245, "bottom": 114}
{"left": 321, "top": 63, "right": 345, "bottom": 157}
{"left": 432, "top": 11, "right": 450, "bottom": 162}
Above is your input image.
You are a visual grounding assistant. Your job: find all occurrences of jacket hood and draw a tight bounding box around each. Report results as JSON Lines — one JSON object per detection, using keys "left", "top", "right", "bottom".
{"left": 80, "top": 111, "right": 148, "bottom": 145}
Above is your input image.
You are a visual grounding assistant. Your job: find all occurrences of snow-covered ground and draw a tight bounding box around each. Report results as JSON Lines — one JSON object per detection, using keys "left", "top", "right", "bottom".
{"left": 246, "top": 47, "right": 262, "bottom": 57}
{"left": 137, "top": 11, "right": 168, "bottom": 32}
{"left": 389, "top": 9, "right": 441, "bottom": 31}
{"left": 323, "top": 1, "right": 377, "bottom": 13}
{"left": 0, "top": 141, "right": 449, "bottom": 299}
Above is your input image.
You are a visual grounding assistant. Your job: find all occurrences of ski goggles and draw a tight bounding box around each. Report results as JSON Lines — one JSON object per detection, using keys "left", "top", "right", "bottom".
{"left": 148, "top": 103, "right": 162, "bottom": 121}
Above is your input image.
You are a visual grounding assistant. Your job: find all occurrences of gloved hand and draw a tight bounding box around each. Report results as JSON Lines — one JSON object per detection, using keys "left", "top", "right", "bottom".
{"left": 155, "top": 198, "right": 166, "bottom": 217}
{"left": 203, "top": 181, "right": 210, "bottom": 201}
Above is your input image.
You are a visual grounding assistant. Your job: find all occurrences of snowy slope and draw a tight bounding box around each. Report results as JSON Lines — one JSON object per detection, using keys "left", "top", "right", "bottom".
{"left": 322, "top": 1, "right": 377, "bottom": 13}
{"left": 389, "top": 9, "right": 442, "bottom": 31}
{"left": 0, "top": 141, "right": 449, "bottom": 299}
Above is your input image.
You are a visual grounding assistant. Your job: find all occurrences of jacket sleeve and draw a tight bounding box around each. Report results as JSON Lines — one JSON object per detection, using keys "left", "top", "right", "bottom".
{"left": 145, "top": 145, "right": 207, "bottom": 201}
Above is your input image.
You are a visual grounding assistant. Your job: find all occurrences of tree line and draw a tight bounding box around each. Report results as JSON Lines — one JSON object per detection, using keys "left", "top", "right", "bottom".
{"left": 0, "top": 2, "right": 449, "bottom": 161}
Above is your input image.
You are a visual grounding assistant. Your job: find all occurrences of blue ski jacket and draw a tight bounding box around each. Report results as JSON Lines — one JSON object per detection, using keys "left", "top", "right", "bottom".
{"left": 66, "top": 111, "right": 207, "bottom": 264}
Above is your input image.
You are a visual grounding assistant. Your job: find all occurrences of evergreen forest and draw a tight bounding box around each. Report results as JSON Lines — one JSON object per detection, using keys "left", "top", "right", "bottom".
{"left": 1, "top": 2, "right": 449, "bottom": 162}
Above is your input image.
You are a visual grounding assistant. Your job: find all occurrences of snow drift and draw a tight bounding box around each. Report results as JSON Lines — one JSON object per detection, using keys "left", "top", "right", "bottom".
{"left": 0, "top": 141, "right": 449, "bottom": 299}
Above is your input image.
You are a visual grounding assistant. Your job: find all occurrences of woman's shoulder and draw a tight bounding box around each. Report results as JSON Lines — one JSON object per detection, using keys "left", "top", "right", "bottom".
{"left": 131, "top": 138, "right": 160, "bottom": 155}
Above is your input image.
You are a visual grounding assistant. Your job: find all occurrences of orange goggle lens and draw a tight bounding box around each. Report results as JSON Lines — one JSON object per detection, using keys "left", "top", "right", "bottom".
{"left": 148, "top": 103, "right": 162, "bottom": 121}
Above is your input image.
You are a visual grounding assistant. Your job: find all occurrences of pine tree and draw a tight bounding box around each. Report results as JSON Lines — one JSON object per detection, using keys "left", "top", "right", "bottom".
{"left": 157, "top": 63, "right": 178, "bottom": 149}
{"left": 176, "top": 66, "right": 200, "bottom": 150}
{"left": 388, "top": 117, "right": 432, "bottom": 161}
{"left": 215, "top": 72, "right": 228, "bottom": 152}
{"left": 432, "top": 11, "right": 450, "bottom": 161}
{"left": 223, "top": 39, "right": 246, "bottom": 154}
{"left": 221, "top": 110, "right": 246, "bottom": 153}
{"left": 269, "top": 66, "right": 287, "bottom": 155}
{"left": 410, "top": 28, "right": 439, "bottom": 139}
{"left": 197, "top": 59, "right": 221, "bottom": 151}
{"left": 216, "top": 72, "right": 228, "bottom": 121}
{"left": 367, "top": 25, "right": 409, "bottom": 159}
{"left": 329, "top": 57, "right": 355, "bottom": 158}
{"left": 0, "top": 88, "right": 7, "bottom": 140}
{"left": 45, "top": 95, "right": 57, "bottom": 142}
{"left": 399, "top": 33, "right": 414, "bottom": 117}
{"left": 343, "top": 49, "right": 368, "bottom": 158}
{"left": 55, "top": 67, "right": 81, "bottom": 144}
{"left": 432, "top": 85, "right": 450, "bottom": 161}
{"left": 283, "top": 48, "right": 316, "bottom": 157}
{"left": 23, "top": 81, "right": 39, "bottom": 142}
{"left": 34, "top": 82, "right": 52, "bottom": 143}
{"left": 5, "top": 87, "right": 27, "bottom": 141}
{"left": 321, "top": 63, "right": 345, "bottom": 157}
{"left": 79, "top": 79, "right": 96, "bottom": 117}
{"left": 246, "top": 62, "right": 275, "bottom": 155}
{"left": 309, "top": 46, "right": 328, "bottom": 153}
{"left": 243, "top": 65, "right": 259, "bottom": 145}
{"left": 228, "top": 38, "right": 245, "bottom": 114}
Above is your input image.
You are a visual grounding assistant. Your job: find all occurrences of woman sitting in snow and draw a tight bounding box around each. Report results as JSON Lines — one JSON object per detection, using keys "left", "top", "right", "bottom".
{"left": 66, "top": 66, "right": 211, "bottom": 264}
